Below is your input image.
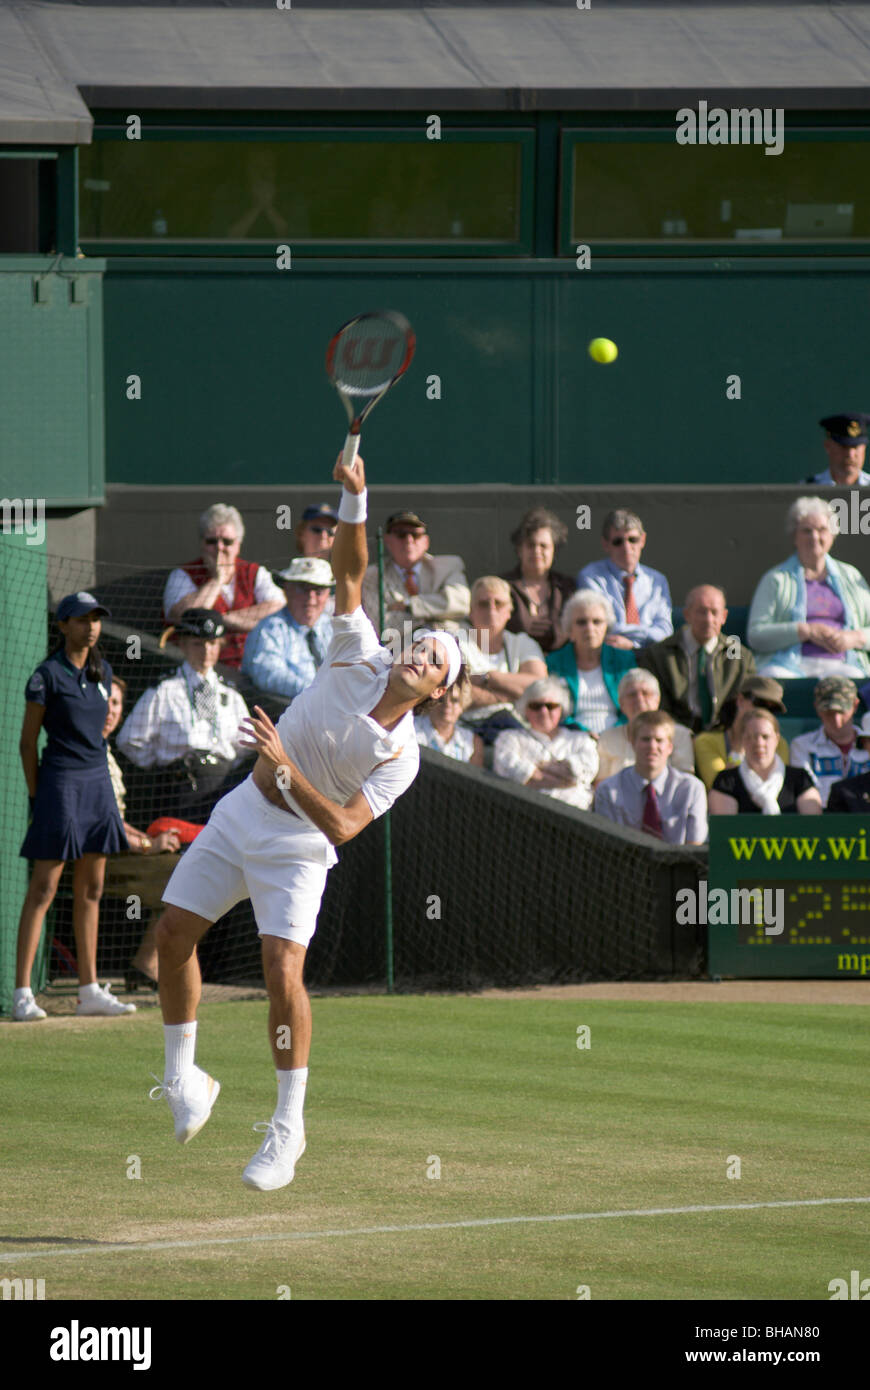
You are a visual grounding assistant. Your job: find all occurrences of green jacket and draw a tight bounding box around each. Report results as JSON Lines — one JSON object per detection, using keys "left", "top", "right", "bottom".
{"left": 635, "top": 629, "right": 756, "bottom": 733}
{"left": 546, "top": 643, "right": 636, "bottom": 733}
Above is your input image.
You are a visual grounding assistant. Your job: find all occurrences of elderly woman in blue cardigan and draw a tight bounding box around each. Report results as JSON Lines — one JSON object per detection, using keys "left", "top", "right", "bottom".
{"left": 546, "top": 590, "right": 636, "bottom": 734}
{"left": 748, "top": 498, "right": 870, "bottom": 680}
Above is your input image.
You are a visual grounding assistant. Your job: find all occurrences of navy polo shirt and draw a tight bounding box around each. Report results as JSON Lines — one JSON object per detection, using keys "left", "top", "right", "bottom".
{"left": 25, "top": 649, "right": 112, "bottom": 771}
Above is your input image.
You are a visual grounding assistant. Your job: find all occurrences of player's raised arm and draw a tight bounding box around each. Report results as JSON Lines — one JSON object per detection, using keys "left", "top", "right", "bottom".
{"left": 331, "top": 451, "right": 368, "bottom": 616}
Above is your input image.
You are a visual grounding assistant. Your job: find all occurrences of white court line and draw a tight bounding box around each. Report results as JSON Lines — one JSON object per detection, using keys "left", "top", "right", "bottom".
{"left": 2, "top": 1196, "right": 869, "bottom": 1264}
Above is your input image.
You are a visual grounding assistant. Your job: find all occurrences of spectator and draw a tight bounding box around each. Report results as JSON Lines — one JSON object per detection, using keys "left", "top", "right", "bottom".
{"left": 103, "top": 678, "right": 186, "bottom": 993}
{"left": 694, "top": 675, "right": 789, "bottom": 792}
{"left": 709, "top": 709, "right": 822, "bottom": 815}
{"left": 501, "top": 507, "right": 576, "bottom": 653}
{"left": 242, "top": 558, "right": 334, "bottom": 700}
{"left": 163, "top": 503, "right": 285, "bottom": 668}
{"left": 117, "top": 609, "right": 252, "bottom": 821}
{"left": 596, "top": 669, "right": 694, "bottom": 782}
{"left": 295, "top": 503, "right": 338, "bottom": 559}
{"left": 804, "top": 413, "right": 870, "bottom": 487}
{"left": 460, "top": 577, "right": 547, "bottom": 745}
{"left": 826, "top": 718, "right": 870, "bottom": 811}
{"left": 104, "top": 678, "right": 183, "bottom": 857}
{"left": 493, "top": 677, "right": 598, "bottom": 808}
{"left": 13, "top": 591, "right": 134, "bottom": 1022}
{"left": 577, "top": 509, "right": 673, "bottom": 649}
{"left": 361, "top": 509, "right": 470, "bottom": 634}
{"left": 415, "top": 670, "right": 483, "bottom": 765}
{"left": 748, "top": 498, "right": 870, "bottom": 680}
{"left": 637, "top": 584, "right": 756, "bottom": 733}
{"left": 546, "top": 590, "right": 635, "bottom": 735}
{"left": 593, "top": 710, "right": 708, "bottom": 844}
{"left": 788, "top": 675, "right": 870, "bottom": 807}
{"left": 295, "top": 504, "right": 338, "bottom": 615}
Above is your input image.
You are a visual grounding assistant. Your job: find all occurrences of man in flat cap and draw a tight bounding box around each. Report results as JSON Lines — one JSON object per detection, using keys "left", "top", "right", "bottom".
{"left": 242, "top": 558, "right": 334, "bottom": 701}
{"left": 805, "top": 414, "right": 870, "bottom": 487}
{"left": 788, "top": 674, "right": 870, "bottom": 806}
{"left": 361, "top": 509, "right": 470, "bottom": 637}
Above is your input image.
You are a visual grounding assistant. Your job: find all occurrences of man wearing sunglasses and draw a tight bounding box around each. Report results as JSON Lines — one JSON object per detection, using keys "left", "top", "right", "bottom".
{"left": 164, "top": 503, "right": 285, "bottom": 669}
{"left": 295, "top": 503, "right": 338, "bottom": 561}
{"left": 577, "top": 509, "right": 673, "bottom": 651}
{"left": 361, "top": 509, "right": 470, "bottom": 637}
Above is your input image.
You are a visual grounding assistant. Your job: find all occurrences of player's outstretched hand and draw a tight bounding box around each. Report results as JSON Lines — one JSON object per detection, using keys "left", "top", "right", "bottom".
{"left": 238, "top": 706, "right": 287, "bottom": 773}
{"left": 333, "top": 451, "right": 366, "bottom": 494}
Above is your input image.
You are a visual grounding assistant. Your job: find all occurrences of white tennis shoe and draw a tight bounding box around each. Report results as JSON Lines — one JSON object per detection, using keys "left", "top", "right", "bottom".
{"left": 77, "top": 984, "right": 136, "bottom": 1016}
{"left": 12, "top": 992, "right": 46, "bottom": 1022}
{"left": 242, "top": 1121, "right": 306, "bottom": 1191}
{"left": 150, "top": 1066, "right": 221, "bottom": 1144}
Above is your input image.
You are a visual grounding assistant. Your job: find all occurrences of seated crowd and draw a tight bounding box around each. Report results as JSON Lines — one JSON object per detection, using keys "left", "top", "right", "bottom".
{"left": 14, "top": 446, "right": 870, "bottom": 1019}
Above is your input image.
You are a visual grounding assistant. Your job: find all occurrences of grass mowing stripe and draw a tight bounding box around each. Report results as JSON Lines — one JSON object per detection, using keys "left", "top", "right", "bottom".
{"left": 3, "top": 1195, "right": 869, "bottom": 1263}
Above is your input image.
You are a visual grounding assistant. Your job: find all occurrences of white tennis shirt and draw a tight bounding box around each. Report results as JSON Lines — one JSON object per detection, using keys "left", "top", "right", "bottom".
{"left": 269, "top": 606, "right": 420, "bottom": 834}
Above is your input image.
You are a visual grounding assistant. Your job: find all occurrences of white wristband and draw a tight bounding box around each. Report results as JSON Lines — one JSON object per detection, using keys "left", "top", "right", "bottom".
{"left": 338, "top": 487, "right": 367, "bottom": 524}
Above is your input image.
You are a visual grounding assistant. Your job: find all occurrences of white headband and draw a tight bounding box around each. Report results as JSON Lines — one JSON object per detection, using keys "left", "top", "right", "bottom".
{"left": 414, "top": 628, "right": 462, "bottom": 688}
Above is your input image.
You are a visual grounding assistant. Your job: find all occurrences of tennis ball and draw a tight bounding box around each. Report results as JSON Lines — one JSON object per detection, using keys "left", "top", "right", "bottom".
{"left": 588, "top": 337, "right": 618, "bottom": 364}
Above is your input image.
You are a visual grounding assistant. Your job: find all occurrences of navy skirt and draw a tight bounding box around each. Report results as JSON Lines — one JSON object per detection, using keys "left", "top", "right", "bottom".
{"left": 20, "top": 761, "right": 125, "bottom": 862}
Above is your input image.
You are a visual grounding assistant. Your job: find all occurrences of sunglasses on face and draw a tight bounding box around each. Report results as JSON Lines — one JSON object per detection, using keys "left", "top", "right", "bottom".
{"left": 204, "top": 536, "right": 236, "bottom": 547}
{"left": 307, "top": 524, "right": 336, "bottom": 535}
{"left": 608, "top": 535, "right": 642, "bottom": 547}
{"left": 528, "top": 701, "right": 562, "bottom": 713}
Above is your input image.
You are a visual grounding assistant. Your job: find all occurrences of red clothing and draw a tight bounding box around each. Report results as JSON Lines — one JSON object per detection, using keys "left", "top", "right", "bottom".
{"left": 170, "top": 557, "right": 259, "bottom": 668}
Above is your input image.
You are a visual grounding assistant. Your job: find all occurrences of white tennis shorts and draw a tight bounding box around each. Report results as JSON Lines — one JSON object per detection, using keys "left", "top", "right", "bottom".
{"left": 162, "top": 776, "right": 337, "bottom": 948}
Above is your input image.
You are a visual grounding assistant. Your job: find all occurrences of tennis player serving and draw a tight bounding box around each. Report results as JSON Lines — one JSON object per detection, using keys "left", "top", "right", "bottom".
{"left": 148, "top": 451, "right": 465, "bottom": 1190}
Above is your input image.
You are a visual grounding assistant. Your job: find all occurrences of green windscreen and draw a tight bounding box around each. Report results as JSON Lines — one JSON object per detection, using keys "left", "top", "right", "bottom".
{"left": 0, "top": 532, "right": 47, "bottom": 1015}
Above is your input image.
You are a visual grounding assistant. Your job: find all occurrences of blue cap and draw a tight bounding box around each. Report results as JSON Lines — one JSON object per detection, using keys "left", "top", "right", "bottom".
{"left": 56, "top": 591, "right": 111, "bottom": 621}
{"left": 302, "top": 503, "right": 339, "bottom": 523}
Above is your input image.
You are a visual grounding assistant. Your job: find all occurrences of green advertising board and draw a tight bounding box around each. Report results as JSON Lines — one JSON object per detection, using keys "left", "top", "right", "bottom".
{"left": 707, "top": 816, "right": 870, "bottom": 980}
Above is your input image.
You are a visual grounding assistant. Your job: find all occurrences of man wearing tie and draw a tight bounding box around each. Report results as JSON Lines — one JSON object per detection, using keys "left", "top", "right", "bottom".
{"left": 593, "top": 710, "right": 708, "bottom": 844}
{"left": 242, "top": 558, "right": 334, "bottom": 700}
{"left": 361, "top": 509, "right": 471, "bottom": 636}
{"left": 577, "top": 510, "right": 673, "bottom": 650}
{"left": 636, "top": 584, "right": 756, "bottom": 734}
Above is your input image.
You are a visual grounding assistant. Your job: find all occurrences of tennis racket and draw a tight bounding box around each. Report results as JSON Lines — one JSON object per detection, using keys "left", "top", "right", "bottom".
{"left": 325, "top": 310, "right": 415, "bottom": 470}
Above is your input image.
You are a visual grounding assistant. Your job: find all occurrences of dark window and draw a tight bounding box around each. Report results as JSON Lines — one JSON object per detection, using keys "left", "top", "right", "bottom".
{"left": 80, "top": 138, "right": 523, "bottom": 247}
{"left": 570, "top": 136, "right": 870, "bottom": 246}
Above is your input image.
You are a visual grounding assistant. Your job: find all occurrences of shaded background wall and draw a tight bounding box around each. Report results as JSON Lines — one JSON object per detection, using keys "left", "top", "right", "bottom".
{"left": 99, "top": 261, "right": 870, "bottom": 489}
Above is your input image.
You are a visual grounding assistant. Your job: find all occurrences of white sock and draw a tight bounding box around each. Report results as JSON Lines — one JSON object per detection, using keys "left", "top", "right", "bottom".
{"left": 79, "top": 982, "right": 102, "bottom": 999}
{"left": 275, "top": 1068, "right": 308, "bottom": 1130}
{"left": 13, "top": 987, "right": 33, "bottom": 1003}
{"left": 164, "top": 1022, "right": 198, "bottom": 1081}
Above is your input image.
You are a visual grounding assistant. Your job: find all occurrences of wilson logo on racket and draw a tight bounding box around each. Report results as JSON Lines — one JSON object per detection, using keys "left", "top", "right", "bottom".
{"left": 340, "top": 337, "right": 400, "bottom": 372}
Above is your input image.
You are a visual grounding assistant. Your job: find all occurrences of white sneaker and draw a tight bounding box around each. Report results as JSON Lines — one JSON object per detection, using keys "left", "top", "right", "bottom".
{"left": 77, "top": 983, "right": 136, "bottom": 1016}
{"left": 149, "top": 1066, "right": 221, "bottom": 1144}
{"left": 242, "top": 1121, "right": 306, "bottom": 1191}
{"left": 12, "top": 994, "right": 46, "bottom": 1022}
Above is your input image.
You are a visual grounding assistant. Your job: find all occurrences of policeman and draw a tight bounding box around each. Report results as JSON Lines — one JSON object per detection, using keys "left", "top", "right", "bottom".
{"left": 805, "top": 413, "right": 870, "bottom": 486}
{"left": 116, "top": 609, "right": 252, "bottom": 822}
{"left": 14, "top": 591, "right": 133, "bottom": 1021}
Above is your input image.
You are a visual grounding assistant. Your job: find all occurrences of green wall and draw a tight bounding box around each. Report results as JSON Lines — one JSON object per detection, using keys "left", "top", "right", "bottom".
{"left": 0, "top": 261, "right": 105, "bottom": 507}
{"left": 101, "top": 257, "right": 870, "bottom": 488}
{"left": 0, "top": 534, "right": 48, "bottom": 1015}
